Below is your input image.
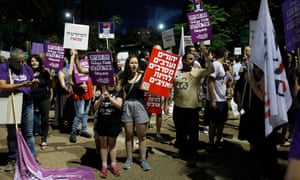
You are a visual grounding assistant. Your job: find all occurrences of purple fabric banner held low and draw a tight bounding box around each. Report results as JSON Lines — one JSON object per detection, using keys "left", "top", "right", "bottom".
{"left": 14, "top": 130, "right": 95, "bottom": 180}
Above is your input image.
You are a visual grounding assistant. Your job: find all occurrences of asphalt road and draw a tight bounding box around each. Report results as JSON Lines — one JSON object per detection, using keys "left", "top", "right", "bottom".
{"left": 0, "top": 110, "right": 289, "bottom": 180}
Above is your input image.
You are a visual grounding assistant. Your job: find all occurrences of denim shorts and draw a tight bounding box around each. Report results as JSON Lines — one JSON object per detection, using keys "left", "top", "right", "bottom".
{"left": 121, "top": 100, "right": 149, "bottom": 124}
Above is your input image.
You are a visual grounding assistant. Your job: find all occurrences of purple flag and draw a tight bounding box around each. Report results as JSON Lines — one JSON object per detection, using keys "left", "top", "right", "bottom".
{"left": 14, "top": 130, "right": 95, "bottom": 180}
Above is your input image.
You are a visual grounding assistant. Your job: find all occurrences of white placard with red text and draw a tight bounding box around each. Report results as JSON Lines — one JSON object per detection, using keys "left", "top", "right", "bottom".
{"left": 63, "top": 23, "right": 89, "bottom": 50}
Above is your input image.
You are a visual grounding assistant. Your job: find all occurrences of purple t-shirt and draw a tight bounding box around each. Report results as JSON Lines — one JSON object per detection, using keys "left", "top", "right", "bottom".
{"left": 289, "top": 104, "right": 300, "bottom": 159}
{"left": 0, "top": 63, "right": 34, "bottom": 96}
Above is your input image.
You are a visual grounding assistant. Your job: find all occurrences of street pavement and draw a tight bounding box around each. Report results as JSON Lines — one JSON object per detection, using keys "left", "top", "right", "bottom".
{"left": 0, "top": 110, "right": 289, "bottom": 180}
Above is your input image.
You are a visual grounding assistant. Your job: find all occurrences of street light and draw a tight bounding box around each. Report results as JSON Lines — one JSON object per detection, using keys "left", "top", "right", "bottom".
{"left": 65, "top": 12, "right": 75, "bottom": 24}
{"left": 158, "top": 23, "right": 164, "bottom": 30}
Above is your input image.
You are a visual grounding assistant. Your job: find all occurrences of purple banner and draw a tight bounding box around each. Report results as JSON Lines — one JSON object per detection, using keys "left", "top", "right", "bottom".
{"left": 15, "top": 130, "right": 95, "bottom": 180}
{"left": 44, "top": 43, "right": 65, "bottom": 70}
{"left": 74, "top": 59, "right": 91, "bottom": 84}
{"left": 88, "top": 51, "right": 114, "bottom": 86}
{"left": 31, "top": 42, "right": 45, "bottom": 55}
{"left": 282, "top": 0, "right": 300, "bottom": 52}
{"left": 187, "top": 10, "right": 213, "bottom": 43}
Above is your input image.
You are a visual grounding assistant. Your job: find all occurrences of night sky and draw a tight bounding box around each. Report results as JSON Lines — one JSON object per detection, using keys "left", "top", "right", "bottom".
{"left": 104, "top": 0, "right": 184, "bottom": 31}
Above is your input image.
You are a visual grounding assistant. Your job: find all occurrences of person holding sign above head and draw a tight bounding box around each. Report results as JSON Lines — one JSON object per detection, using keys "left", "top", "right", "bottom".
{"left": 68, "top": 49, "right": 94, "bottom": 143}
{"left": 119, "top": 55, "right": 151, "bottom": 171}
{"left": 164, "top": 52, "right": 213, "bottom": 167}
{"left": 0, "top": 48, "right": 39, "bottom": 172}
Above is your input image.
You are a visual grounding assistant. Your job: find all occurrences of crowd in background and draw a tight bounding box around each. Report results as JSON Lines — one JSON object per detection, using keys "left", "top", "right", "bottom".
{"left": 0, "top": 43, "right": 299, "bottom": 179}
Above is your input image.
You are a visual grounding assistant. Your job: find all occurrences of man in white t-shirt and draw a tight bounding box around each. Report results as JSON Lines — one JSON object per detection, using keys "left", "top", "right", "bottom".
{"left": 206, "top": 46, "right": 228, "bottom": 151}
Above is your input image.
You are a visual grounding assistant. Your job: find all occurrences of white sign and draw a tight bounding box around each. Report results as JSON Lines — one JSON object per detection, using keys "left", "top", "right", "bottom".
{"left": 162, "top": 28, "right": 176, "bottom": 49}
{"left": 234, "top": 47, "right": 242, "bottom": 55}
{"left": 63, "top": 23, "right": 90, "bottom": 50}
{"left": 0, "top": 93, "right": 23, "bottom": 124}
{"left": 184, "top": 36, "right": 194, "bottom": 47}
{"left": 0, "top": 50, "right": 10, "bottom": 59}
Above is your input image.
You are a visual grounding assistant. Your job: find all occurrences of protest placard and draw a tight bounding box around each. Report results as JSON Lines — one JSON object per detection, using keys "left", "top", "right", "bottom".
{"left": 63, "top": 23, "right": 89, "bottom": 50}
{"left": 88, "top": 51, "right": 114, "bottom": 86}
{"left": 144, "top": 92, "right": 162, "bottom": 114}
{"left": 187, "top": 10, "right": 213, "bottom": 43}
{"left": 74, "top": 59, "right": 91, "bottom": 84}
{"left": 44, "top": 43, "right": 65, "bottom": 70}
{"left": 140, "top": 48, "right": 180, "bottom": 97}
{"left": 162, "top": 28, "right": 176, "bottom": 49}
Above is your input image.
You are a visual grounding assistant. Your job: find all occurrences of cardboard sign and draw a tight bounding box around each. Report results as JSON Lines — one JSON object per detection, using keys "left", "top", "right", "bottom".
{"left": 88, "top": 51, "right": 114, "bottom": 86}
{"left": 140, "top": 48, "right": 180, "bottom": 97}
{"left": 162, "top": 28, "right": 176, "bottom": 49}
{"left": 44, "top": 43, "right": 65, "bottom": 70}
{"left": 63, "top": 23, "right": 89, "bottom": 50}
{"left": 0, "top": 93, "right": 22, "bottom": 124}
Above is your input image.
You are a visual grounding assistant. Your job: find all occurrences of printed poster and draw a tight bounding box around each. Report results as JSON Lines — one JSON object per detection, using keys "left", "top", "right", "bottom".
{"left": 63, "top": 23, "right": 89, "bottom": 50}
{"left": 187, "top": 10, "right": 213, "bottom": 43}
{"left": 140, "top": 48, "right": 180, "bottom": 97}
{"left": 88, "top": 51, "right": 114, "bottom": 86}
{"left": 44, "top": 43, "right": 65, "bottom": 70}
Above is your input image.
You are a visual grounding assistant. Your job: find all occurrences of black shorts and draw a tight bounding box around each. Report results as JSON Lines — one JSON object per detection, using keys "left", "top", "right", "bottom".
{"left": 96, "top": 121, "right": 122, "bottom": 137}
{"left": 206, "top": 101, "right": 228, "bottom": 124}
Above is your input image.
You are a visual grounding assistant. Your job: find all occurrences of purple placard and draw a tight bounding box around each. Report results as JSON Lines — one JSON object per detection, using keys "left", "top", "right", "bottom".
{"left": 187, "top": 10, "right": 213, "bottom": 43}
{"left": 74, "top": 59, "right": 91, "bottom": 84}
{"left": 88, "top": 51, "right": 114, "bottom": 86}
{"left": 282, "top": 0, "right": 300, "bottom": 52}
{"left": 31, "top": 42, "right": 45, "bottom": 54}
{"left": 44, "top": 43, "right": 65, "bottom": 70}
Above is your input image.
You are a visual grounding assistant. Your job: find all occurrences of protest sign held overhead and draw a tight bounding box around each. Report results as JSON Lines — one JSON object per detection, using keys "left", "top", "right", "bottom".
{"left": 140, "top": 48, "right": 180, "bottom": 97}
{"left": 63, "top": 23, "right": 89, "bottom": 50}
{"left": 162, "top": 28, "right": 176, "bottom": 49}
{"left": 99, "top": 22, "right": 115, "bottom": 39}
{"left": 88, "top": 51, "right": 114, "bottom": 86}
{"left": 44, "top": 43, "right": 65, "bottom": 70}
{"left": 187, "top": 10, "right": 213, "bottom": 43}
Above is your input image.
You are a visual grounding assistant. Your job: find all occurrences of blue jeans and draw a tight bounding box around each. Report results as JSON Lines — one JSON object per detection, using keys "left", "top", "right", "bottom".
{"left": 7, "top": 101, "right": 36, "bottom": 160}
{"left": 71, "top": 99, "right": 91, "bottom": 134}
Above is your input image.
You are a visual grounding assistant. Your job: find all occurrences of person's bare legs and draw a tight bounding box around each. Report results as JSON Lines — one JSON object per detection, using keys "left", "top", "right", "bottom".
{"left": 123, "top": 122, "right": 134, "bottom": 169}
{"left": 136, "top": 123, "right": 147, "bottom": 159}
{"left": 100, "top": 136, "right": 108, "bottom": 166}
{"left": 136, "top": 122, "right": 150, "bottom": 170}
{"left": 124, "top": 122, "right": 134, "bottom": 158}
{"left": 156, "top": 114, "right": 162, "bottom": 136}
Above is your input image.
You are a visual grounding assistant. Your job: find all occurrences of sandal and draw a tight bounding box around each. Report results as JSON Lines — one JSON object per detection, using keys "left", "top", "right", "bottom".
{"left": 41, "top": 142, "right": 48, "bottom": 150}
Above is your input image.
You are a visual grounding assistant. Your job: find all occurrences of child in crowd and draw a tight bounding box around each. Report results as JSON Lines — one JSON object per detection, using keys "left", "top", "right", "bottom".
{"left": 94, "top": 75, "right": 123, "bottom": 178}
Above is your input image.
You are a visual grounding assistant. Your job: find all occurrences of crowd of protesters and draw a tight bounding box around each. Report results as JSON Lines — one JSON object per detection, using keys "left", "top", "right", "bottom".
{"left": 1, "top": 43, "right": 300, "bottom": 180}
